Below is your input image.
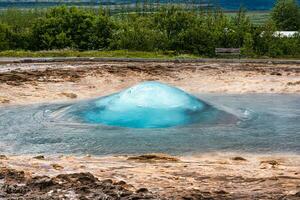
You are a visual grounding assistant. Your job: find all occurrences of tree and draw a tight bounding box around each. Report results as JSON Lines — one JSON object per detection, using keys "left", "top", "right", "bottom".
{"left": 271, "top": 0, "right": 300, "bottom": 30}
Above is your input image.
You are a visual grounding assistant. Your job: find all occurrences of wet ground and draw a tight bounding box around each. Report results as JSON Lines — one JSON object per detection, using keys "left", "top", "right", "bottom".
{"left": 0, "top": 61, "right": 300, "bottom": 105}
{"left": 1, "top": 153, "right": 300, "bottom": 199}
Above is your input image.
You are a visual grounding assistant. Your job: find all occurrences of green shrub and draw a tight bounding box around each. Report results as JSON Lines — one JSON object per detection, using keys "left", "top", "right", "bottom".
{"left": 178, "top": 25, "right": 215, "bottom": 56}
{"left": 32, "top": 6, "right": 113, "bottom": 50}
{"left": 110, "top": 15, "right": 168, "bottom": 51}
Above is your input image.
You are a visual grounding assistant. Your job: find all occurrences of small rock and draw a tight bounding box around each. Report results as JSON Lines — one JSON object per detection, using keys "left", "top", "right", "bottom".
{"left": 101, "top": 179, "right": 113, "bottom": 184}
{"left": 0, "top": 155, "right": 8, "bottom": 160}
{"left": 116, "top": 180, "right": 127, "bottom": 185}
{"left": 260, "top": 160, "right": 279, "bottom": 167}
{"left": 287, "top": 81, "right": 300, "bottom": 86}
{"left": 232, "top": 156, "right": 247, "bottom": 161}
{"left": 128, "top": 153, "right": 180, "bottom": 162}
{"left": 33, "top": 155, "right": 45, "bottom": 160}
{"left": 2, "top": 184, "right": 29, "bottom": 194}
{"left": 28, "top": 176, "right": 55, "bottom": 190}
{"left": 0, "top": 99, "right": 10, "bottom": 104}
{"left": 270, "top": 72, "right": 282, "bottom": 76}
{"left": 136, "top": 188, "right": 149, "bottom": 193}
{"left": 0, "top": 168, "right": 25, "bottom": 182}
{"left": 215, "top": 190, "right": 228, "bottom": 194}
{"left": 51, "top": 164, "right": 64, "bottom": 170}
{"left": 60, "top": 92, "right": 77, "bottom": 99}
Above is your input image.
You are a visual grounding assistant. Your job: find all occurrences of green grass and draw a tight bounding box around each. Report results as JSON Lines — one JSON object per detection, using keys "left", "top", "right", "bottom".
{"left": 0, "top": 50, "right": 200, "bottom": 59}
{"left": 225, "top": 11, "right": 270, "bottom": 25}
{"left": 247, "top": 12, "right": 270, "bottom": 25}
{"left": 1, "top": 50, "right": 299, "bottom": 59}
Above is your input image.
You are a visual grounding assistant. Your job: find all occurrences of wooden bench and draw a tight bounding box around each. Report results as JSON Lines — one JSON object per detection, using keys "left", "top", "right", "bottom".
{"left": 215, "top": 48, "right": 241, "bottom": 58}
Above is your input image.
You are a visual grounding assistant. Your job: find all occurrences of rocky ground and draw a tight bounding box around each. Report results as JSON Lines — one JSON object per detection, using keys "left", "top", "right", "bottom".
{"left": 1, "top": 153, "right": 300, "bottom": 199}
{"left": 0, "top": 168, "right": 157, "bottom": 199}
{"left": 0, "top": 61, "right": 300, "bottom": 105}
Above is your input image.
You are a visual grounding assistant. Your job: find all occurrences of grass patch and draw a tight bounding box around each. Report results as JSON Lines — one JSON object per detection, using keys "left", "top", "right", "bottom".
{"left": 1, "top": 50, "right": 299, "bottom": 59}
{"left": 225, "top": 11, "right": 270, "bottom": 25}
{"left": 0, "top": 50, "right": 200, "bottom": 59}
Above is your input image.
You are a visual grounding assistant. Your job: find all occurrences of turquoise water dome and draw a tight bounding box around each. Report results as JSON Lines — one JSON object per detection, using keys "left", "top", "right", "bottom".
{"left": 78, "top": 82, "right": 223, "bottom": 128}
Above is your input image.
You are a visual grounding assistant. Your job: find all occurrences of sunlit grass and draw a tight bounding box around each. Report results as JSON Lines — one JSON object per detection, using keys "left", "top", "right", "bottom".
{"left": 0, "top": 50, "right": 200, "bottom": 59}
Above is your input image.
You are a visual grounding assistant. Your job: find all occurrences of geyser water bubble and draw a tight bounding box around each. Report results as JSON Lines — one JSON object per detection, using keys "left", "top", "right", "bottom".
{"left": 76, "top": 81, "right": 234, "bottom": 128}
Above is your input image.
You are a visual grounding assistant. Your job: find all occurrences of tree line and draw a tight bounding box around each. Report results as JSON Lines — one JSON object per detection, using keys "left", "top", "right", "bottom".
{"left": 0, "top": 0, "right": 300, "bottom": 57}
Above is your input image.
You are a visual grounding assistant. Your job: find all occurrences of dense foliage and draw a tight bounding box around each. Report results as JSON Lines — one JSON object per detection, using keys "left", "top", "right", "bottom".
{"left": 0, "top": 3, "right": 299, "bottom": 58}
{"left": 271, "top": 0, "right": 300, "bottom": 31}
{"left": 31, "top": 7, "right": 113, "bottom": 50}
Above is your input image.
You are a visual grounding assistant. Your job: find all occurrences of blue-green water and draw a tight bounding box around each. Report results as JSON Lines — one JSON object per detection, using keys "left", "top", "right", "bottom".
{"left": 74, "top": 82, "right": 237, "bottom": 128}
{"left": 0, "top": 93, "right": 299, "bottom": 155}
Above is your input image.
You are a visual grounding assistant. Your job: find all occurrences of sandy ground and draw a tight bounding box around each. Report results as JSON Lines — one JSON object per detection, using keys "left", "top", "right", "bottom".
{"left": 0, "top": 60, "right": 300, "bottom": 199}
{"left": 0, "top": 61, "right": 299, "bottom": 105}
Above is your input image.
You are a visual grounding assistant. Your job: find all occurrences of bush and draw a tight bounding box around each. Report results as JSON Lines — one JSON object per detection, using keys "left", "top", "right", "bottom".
{"left": 178, "top": 25, "right": 216, "bottom": 56}
{"left": 110, "top": 28, "right": 168, "bottom": 51}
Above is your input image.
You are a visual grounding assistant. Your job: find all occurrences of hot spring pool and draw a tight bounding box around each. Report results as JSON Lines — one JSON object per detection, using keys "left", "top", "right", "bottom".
{"left": 0, "top": 91, "right": 299, "bottom": 155}
{"left": 71, "top": 82, "right": 238, "bottom": 128}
